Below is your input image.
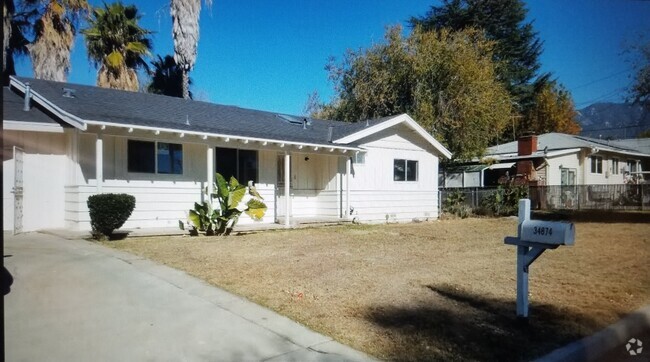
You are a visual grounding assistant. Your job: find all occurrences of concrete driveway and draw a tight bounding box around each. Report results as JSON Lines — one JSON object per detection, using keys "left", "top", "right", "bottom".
{"left": 4, "top": 232, "right": 373, "bottom": 362}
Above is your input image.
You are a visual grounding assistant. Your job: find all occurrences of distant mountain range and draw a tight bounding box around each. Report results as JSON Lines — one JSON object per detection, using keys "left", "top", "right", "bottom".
{"left": 577, "top": 103, "right": 649, "bottom": 139}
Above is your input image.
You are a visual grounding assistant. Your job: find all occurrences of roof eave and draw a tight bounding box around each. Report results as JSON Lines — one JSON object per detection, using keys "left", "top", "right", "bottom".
{"left": 84, "top": 120, "right": 365, "bottom": 153}
{"left": 333, "top": 114, "right": 452, "bottom": 159}
{"left": 9, "top": 76, "right": 87, "bottom": 131}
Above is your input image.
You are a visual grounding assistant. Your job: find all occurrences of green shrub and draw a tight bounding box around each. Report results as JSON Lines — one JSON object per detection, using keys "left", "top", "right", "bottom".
{"left": 87, "top": 193, "right": 136, "bottom": 239}
{"left": 442, "top": 190, "right": 471, "bottom": 218}
{"left": 479, "top": 182, "right": 528, "bottom": 216}
{"left": 179, "top": 173, "right": 267, "bottom": 236}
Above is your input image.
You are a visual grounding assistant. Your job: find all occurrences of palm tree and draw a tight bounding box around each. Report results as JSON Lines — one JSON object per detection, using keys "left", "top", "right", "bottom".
{"left": 170, "top": 0, "right": 210, "bottom": 99}
{"left": 82, "top": 2, "right": 152, "bottom": 91}
{"left": 3, "top": 1, "right": 32, "bottom": 84}
{"left": 3, "top": 0, "right": 15, "bottom": 83}
{"left": 29, "top": 0, "right": 89, "bottom": 81}
{"left": 147, "top": 54, "right": 192, "bottom": 99}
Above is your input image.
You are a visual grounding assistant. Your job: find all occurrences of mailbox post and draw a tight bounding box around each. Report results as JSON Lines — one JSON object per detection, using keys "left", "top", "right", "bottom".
{"left": 504, "top": 199, "right": 575, "bottom": 319}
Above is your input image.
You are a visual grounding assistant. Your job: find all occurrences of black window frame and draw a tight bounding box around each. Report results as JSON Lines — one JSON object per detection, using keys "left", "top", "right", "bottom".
{"left": 127, "top": 139, "right": 183, "bottom": 175}
{"left": 215, "top": 147, "right": 259, "bottom": 184}
{"left": 590, "top": 156, "right": 603, "bottom": 174}
{"left": 394, "top": 159, "right": 418, "bottom": 182}
{"left": 157, "top": 142, "right": 183, "bottom": 175}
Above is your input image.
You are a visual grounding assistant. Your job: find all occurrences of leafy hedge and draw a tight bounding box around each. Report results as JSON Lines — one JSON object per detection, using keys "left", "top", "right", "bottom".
{"left": 87, "top": 193, "right": 136, "bottom": 239}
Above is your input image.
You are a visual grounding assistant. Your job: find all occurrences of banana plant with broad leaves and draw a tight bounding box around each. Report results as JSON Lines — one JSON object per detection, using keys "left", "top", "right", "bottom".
{"left": 179, "top": 173, "right": 267, "bottom": 236}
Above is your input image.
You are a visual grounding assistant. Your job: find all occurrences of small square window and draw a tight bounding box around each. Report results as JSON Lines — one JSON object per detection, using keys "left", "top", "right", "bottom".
{"left": 128, "top": 140, "right": 155, "bottom": 173}
{"left": 394, "top": 159, "right": 418, "bottom": 182}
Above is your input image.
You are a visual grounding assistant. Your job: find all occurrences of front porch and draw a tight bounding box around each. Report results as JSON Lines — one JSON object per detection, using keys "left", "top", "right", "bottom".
{"left": 62, "top": 124, "right": 357, "bottom": 231}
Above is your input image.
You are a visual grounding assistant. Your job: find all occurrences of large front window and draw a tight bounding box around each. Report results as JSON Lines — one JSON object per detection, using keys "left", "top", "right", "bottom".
{"left": 128, "top": 140, "right": 183, "bottom": 174}
{"left": 215, "top": 147, "right": 258, "bottom": 183}
{"left": 394, "top": 159, "right": 418, "bottom": 181}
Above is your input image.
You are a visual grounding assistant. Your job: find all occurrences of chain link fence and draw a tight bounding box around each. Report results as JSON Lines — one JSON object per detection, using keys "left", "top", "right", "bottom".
{"left": 440, "top": 184, "right": 650, "bottom": 212}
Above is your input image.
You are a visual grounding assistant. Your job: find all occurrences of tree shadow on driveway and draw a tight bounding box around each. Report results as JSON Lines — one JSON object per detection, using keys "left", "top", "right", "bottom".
{"left": 363, "top": 284, "right": 603, "bottom": 361}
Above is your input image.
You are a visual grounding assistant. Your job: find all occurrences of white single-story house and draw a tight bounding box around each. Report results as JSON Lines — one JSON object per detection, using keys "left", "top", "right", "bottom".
{"left": 3, "top": 76, "right": 451, "bottom": 233}
{"left": 440, "top": 133, "right": 650, "bottom": 188}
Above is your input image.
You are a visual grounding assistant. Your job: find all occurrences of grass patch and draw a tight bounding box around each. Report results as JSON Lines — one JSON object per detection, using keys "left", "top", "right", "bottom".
{"left": 106, "top": 218, "right": 650, "bottom": 361}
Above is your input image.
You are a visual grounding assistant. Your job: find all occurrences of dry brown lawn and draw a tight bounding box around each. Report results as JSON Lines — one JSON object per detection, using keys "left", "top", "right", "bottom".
{"left": 107, "top": 218, "right": 650, "bottom": 361}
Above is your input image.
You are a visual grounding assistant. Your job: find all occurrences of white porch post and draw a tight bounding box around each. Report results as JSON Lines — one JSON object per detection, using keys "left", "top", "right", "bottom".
{"left": 345, "top": 156, "right": 351, "bottom": 219}
{"left": 207, "top": 146, "right": 214, "bottom": 199}
{"left": 96, "top": 133, "right": 103, "bottom": 193}
{"left": 284, "top": 152, "right": 291, "bottom": 227}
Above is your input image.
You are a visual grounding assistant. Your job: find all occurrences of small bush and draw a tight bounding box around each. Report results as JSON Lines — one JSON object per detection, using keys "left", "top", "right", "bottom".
{"left": 87, "top": 193, "right": 136, "bottom": 239}
{"left": 479, "top": 183, "right": 528, "bottom": 216}
{"left": 442, "top": 190, "right": 471, "bottom": 218}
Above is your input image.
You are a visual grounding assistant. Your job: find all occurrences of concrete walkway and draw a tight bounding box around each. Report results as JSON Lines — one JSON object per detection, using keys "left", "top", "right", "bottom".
{"left": 4, "top": 232, "right": 374, "bottom": 362}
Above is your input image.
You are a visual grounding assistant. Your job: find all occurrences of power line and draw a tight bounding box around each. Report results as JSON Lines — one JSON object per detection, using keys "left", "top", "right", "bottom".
{"left": 575, "top": 87, "right": 628, "bottom": 107}
{"left": 572, "top": 68, "right": 632, "bottom": 91}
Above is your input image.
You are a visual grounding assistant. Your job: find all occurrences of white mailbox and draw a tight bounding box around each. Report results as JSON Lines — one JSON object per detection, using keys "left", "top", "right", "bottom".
{"left": 504, "top": 199, "right": 576, "bottom": 320}
{"left": 520, "top": 220, "right": 575, "bottom": 246}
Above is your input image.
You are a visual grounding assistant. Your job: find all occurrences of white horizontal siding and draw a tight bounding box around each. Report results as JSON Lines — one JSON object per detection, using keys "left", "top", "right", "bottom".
{"left": 349, "top": 190, "right": 438, "bottom": 222}
{"left": 287, "top": 189, "right": 339, "bottom": 218}
{"left": 65, "top": 183, "right": 276, "bottom": 231}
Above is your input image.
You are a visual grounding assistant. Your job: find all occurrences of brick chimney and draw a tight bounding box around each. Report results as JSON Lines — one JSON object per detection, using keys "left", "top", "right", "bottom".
{"left": 517, "top": 134, "right": 538, "bottom": 156}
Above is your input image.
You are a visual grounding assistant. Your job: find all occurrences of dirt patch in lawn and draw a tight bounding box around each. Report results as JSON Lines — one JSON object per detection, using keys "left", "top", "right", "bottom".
{"left": 107, "top": 219, "right": 650, "bottom": 361}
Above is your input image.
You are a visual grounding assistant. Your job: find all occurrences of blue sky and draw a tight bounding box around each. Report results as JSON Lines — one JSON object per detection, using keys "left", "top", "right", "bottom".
{"left": 13, "top": 0, "right": 650, "bottom": 115}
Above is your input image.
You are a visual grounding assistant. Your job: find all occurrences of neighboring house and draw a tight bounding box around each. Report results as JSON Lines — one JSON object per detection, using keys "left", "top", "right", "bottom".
{"left": 3, "top": 76, "right": 451, "bottom": 233}
{"left": 440, "top": 133, "right": 650, "bottom": 188}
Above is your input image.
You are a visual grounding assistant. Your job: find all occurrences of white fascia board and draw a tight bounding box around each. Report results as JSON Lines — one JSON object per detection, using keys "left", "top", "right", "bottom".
{"left": 9, "top": 76, "right": 87, "bottom": 131}
{"left": 83, "top": 120, "right": 365, "bottom": 153}
{"left": 2, "top": 120, "right": 65, "bottom": 133}
{"left": 333, "top": 113, "right": 453, "bottom": 159}
{"left": 545, "top": 149, "right": 582, "bottom": 158}
{"left": 486, "top": 148, "right": 581, "bottom": 161}
{"left": 593, "top": 148, "right": 650, "bottom": 158}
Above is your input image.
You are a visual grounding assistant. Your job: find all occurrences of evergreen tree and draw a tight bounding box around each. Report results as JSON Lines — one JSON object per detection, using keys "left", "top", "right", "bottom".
{"left": 410, "top": 0, "right": 547, "bottom": 110}
{"left": 629, "top": 41, "right": 649, "bottom": 110}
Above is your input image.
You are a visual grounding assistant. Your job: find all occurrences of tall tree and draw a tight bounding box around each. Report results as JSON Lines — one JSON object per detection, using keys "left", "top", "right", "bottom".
{"left": 629, "top": 40, "right": 650, "bottom": 110}
{"left": 410, "top": 0, "right": 547, "bottom": 110}
{"left": 3, "top": 0, "right": 16, "bottom": 83}
{"left": 3, "top": 0, "right": 89, "bottom": 82}
{"left": 521, "top": 82, "right": 580, "bottom": 135}
{"left": 29, "top": 0, "right": 89, "bottom": 81}
{"left": 82, "top": 2, "right": 152, "bottom": 91}
{"left": 147, "top": 54, "right": 192, "bottom": 98}
{"left": 318, "top": 26, "right": 513, "bottom": 160}
{"left": 170, "top": 0, "right": 211, "bottom": 99}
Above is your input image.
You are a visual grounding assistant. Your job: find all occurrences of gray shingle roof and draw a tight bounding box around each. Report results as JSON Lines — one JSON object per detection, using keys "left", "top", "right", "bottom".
{"left": 487, "top": 132, "right": 650, "bottom": 156}
{"left": 590, "top": 138, "right": 650, "bottom": 155}
{"left": 11, "top": 77, "right": 396, "bottom": 147}
{"left": 3, "top": 87, "right": 63, "bottom": 125}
